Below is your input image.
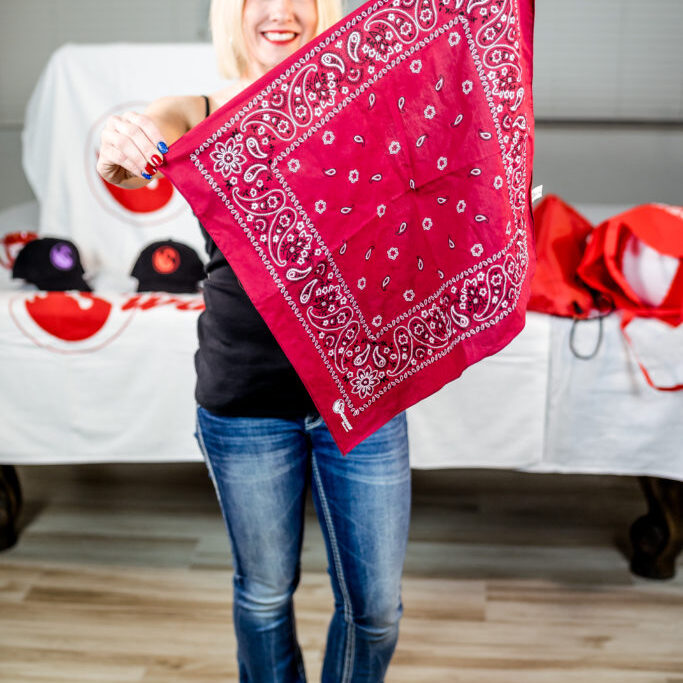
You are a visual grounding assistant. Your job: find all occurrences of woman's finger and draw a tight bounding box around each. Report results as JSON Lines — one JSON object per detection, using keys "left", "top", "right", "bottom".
{"left": 100, "top": 125, "right": 151, "bottom": 171}
{"left": 121, "top": 111, "right": 168, "bottom": 164}
{"left": 97, "top": 111, "right": 169, "bottom": 182}
{"left": 97, "top": 140, "right": 148, "bottom": 181}
{"left": 106, "top": 116, "right": 159, "bottom": 178}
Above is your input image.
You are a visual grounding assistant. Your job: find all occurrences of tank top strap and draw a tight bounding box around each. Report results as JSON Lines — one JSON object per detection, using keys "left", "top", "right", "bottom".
{"left": 201, "top": 94, "right": 210, "bottom": 119}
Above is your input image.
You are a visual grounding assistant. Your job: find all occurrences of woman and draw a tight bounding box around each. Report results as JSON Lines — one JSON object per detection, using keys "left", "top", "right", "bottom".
{"left": 97, "top": 0, "right": 411, "bottom": 680}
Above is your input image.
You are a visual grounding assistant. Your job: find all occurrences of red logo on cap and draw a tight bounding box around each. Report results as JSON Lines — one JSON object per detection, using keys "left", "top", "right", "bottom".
{"left": 152, "top": 246, "right": 180, "bottom": 274}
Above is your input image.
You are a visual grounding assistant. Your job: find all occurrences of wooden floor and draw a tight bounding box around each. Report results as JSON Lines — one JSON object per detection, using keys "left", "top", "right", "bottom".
{"left": 1, "top": 463, "right": 682, "bottom": 682}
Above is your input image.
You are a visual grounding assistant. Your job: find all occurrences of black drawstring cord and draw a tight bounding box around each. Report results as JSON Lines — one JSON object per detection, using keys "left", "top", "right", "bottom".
{"left": 568, "top": 293, "right": 615, "bottom": 360}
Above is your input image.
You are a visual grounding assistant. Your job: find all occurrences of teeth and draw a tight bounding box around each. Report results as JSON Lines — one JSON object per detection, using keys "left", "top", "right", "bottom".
{"left": 263, "top": 31, "right": 296, "bottom": 42}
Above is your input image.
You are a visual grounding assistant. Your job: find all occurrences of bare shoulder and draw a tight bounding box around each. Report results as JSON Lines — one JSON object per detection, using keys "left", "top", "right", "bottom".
{"left": 209, "top": 79, "right": 253, "bottom": 111}
{"left": 141, "top": 82, "right": 250, "bottom": 143}
{"left": 143, "top": 95, "right": 208, "bottom": 144}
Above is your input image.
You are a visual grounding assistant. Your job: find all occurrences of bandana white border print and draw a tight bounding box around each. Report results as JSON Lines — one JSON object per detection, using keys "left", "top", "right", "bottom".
{"left": 190, "top": 0, "right": 531, "bottom": 418}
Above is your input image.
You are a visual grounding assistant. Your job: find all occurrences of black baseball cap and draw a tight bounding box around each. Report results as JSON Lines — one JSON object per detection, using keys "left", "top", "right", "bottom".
{"left": 131, "top": 240, "right": 205, "bottom": 293}
{"left": 12, "top": 237, "right": 91, "bottom": 291}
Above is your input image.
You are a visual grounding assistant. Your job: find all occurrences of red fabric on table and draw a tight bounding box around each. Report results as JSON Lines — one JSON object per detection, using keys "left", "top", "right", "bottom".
{"left": 578, "top": 204, "right": 683, "bottom": 326}
{"left": 528, "top": 195, "right": 595, "bottom": 318}
{"left": 162, "top": 0, "right": 536, "bottom": 453}
{"left": 577, "top": 203, "right": 683, "bottom": 392}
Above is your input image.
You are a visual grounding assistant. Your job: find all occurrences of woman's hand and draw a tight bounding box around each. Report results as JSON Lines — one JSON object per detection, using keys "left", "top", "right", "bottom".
{"left": 96, "top": 111, "right": 168, "bottom": 188}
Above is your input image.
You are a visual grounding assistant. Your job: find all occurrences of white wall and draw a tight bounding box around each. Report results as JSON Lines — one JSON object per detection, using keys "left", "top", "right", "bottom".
{"left": 531, "top": 0, "right": 683, "bottom": 207}
{"left": 533, "top": 0, "right": 683, "bottom": 122}
{"left": 0, "top": 0, "right": 681, "bottom": 213}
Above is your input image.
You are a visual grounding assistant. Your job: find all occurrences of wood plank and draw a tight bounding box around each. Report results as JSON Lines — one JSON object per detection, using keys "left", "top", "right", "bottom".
{"left": 0, "top": 464, "right": 681, "bottom": 682}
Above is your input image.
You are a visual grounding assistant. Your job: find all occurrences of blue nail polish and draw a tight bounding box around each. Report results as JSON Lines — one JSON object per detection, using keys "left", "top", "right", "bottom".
{"left": 141, "top": 172, "right": 153, "bottom": 180}
{"left": 157, "top": 141, "right": 169, "bottom": 154}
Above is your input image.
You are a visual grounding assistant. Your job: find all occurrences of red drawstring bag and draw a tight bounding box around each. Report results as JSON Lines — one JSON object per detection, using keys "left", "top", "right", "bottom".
{"left": 577, "top": 203, "right": 683, "bottom": 391}
{"left": 528, "top": 195, "right": 595, "bottom": 318}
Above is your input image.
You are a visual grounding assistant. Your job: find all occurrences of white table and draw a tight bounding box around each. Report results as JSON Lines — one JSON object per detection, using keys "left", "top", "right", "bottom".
{"left": 1, "top": 287, "right": 680, "bottom": 482}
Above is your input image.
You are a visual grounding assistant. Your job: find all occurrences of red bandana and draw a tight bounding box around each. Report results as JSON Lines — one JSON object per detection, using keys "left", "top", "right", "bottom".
{"left": 162, "top": 0, "right": 536, "bottom": 453}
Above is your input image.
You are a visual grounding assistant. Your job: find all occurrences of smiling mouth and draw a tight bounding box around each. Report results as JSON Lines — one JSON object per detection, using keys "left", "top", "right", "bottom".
{"left": 262, "top": 31, "right": 299, "bottom": 44}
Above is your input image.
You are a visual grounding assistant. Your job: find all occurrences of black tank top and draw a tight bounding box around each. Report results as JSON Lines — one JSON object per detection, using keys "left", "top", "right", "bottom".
{"left": 194, "top": 95, "right": 316, "bottom": 417}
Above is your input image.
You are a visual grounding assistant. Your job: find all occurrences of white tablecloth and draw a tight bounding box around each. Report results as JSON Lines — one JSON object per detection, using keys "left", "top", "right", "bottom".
{"left": 411, "top": 313, "right": 683, "bottom": 479}
{"left": 1, "top": 288, "right": 681, "bottom": 481}
{"left": 0, "top": 290, "right": 201, "bottom": 464}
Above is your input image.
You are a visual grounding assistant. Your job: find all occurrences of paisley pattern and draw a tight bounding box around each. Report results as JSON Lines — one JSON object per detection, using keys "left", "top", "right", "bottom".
{"left": 163, "top": 0, "right": 535, "bottom": 452}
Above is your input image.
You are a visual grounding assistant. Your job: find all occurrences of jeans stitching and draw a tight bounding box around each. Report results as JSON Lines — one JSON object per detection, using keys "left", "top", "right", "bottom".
{"left": 195, "top": 409, "right": 233, "bottom": 538}
{"left": 305, "top": 414, "right": 324, "bottom": 431}
{"left": 311, "top": 455, "right": 355, "bottom": 683}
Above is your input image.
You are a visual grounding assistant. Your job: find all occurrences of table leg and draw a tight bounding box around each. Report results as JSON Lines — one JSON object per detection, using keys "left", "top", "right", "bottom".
{"left": 0, "top": 465, "right": 22, "bottom": 551}
{"left": 630, "top": 476, "right": 683, "bottom": 580}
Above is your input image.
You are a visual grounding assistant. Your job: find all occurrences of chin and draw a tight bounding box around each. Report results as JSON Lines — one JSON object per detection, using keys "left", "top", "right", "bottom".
{"left": 262, "top": 48, "right": 300, "bottom": 69}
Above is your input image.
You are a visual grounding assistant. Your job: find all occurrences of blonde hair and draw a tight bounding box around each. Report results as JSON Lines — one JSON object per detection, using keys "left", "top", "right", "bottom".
{"left": 210, "top": 0, "right": 343, "bottom": 79}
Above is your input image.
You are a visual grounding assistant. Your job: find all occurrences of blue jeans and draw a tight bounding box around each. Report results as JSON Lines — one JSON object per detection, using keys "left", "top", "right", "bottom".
{"left": 195, "top": 407, "right": 411, "bottom": 683}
